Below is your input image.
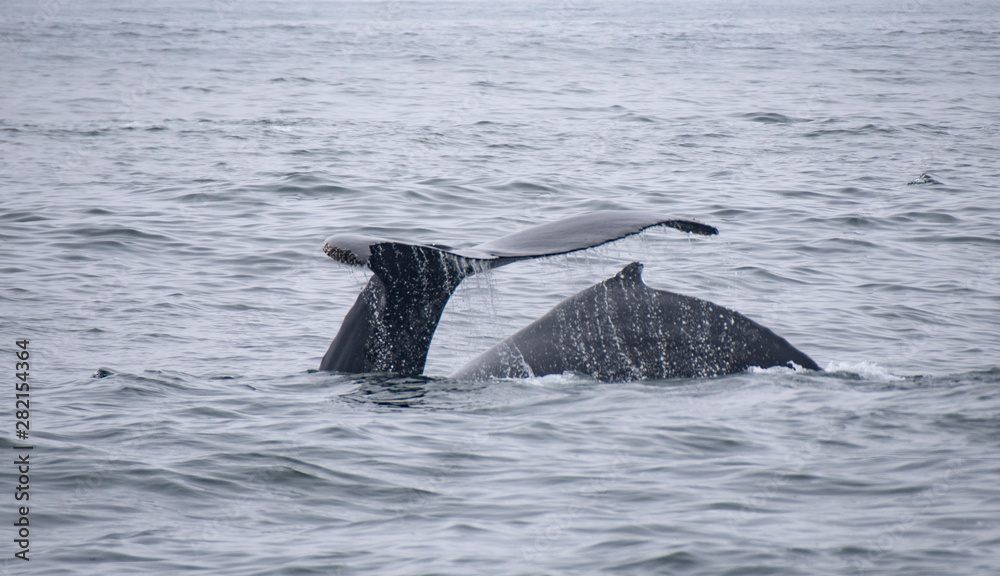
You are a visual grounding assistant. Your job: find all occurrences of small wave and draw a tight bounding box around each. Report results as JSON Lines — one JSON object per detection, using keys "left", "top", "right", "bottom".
{"left": 0, "top": 210, "right": 49, "bottom": 223}
{"left": 273, "top": 183, "right": 359, "bottom": 197}
{"left": 522, "top": 371, "right": 594, "bottom": 387}
{"left": 740, "top": 111, "right": 810, "bottom": 124}
{"left": 616, "top": 111, "right": 661, "bottom": 123}
{"left": 823, "top": 361, "right": 904, "bottom": 382}
{"left": 92, "top": 367, "right": 116, "bottom": 378}
{"left": 66, "top": 225, "right": 174, "bottom": 243}
{"left": 748, "top": 362, "right": 814, "bottom": 375}
{"left": 610, "top": 551, "right": 699, "bottom": 572}
{"left": 486, "top": 179, "right": 560, "bottom": 194}
{"left": 269, "top": 76, "right": 315, "bottom": 84}
{"left": 906, "top": 172, "right": 942, "bottom": 185}
{"left": 804, "top": 124, "right": 896, "bottom": 137}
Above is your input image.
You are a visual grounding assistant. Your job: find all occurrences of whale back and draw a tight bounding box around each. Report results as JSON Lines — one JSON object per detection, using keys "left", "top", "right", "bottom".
{"left": 451, "top": 262, "right": 820, "bottom": 381}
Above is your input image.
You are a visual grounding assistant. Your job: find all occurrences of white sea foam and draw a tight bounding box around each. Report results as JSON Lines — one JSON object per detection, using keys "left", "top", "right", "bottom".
{"left": 823, "top": 360, "right": 905, "bottom": 382}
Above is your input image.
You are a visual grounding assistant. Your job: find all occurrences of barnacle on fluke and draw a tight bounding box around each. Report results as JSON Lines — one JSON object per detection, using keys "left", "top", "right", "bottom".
{"left": 323, "top": 244, "right": 365, "bottom": 267}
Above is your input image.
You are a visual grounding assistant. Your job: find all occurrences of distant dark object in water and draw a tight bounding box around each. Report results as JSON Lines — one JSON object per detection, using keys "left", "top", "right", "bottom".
{"left": 318, "top": 212, "right": 819, "bottom": 381}
{"left": 907, "top": 172, "right": 942, "bottom": 185}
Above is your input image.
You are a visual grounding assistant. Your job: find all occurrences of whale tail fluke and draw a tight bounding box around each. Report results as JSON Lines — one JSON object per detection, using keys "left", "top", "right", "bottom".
{"left": 319, "top": 239, "right": 478, "bottom": 375}
{"left": 322, "top": 212, "right": 717, "bottom": 273}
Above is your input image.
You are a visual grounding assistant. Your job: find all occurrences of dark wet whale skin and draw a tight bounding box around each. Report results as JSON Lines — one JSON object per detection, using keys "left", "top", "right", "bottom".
{"left": 318, "top": 212, "right": 818, "bottom": 379}
{"left": 452, "top": 262, "right": 820, "bottom": 381}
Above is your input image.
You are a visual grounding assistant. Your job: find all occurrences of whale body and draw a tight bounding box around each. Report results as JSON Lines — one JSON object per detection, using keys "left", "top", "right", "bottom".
{"left": 452, "top": 262, "right": 819, "bottom": 381}
{"left": 318, "top": 212, "right": 818, "bottom": 380}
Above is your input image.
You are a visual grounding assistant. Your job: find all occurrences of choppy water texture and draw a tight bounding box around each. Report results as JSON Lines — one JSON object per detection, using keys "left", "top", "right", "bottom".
{"left": 2, "top": 1, "right": 1000, "bottom": 574}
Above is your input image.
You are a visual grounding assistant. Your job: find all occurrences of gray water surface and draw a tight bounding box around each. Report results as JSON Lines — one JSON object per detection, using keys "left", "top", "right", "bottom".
{"left": 2, "top": 1, "right": 999, "bottom": 574}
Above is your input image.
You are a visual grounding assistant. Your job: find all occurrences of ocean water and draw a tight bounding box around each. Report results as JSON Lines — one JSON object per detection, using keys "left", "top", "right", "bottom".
{"left": 2, "top": 0, "right": 999, "bottom": 574}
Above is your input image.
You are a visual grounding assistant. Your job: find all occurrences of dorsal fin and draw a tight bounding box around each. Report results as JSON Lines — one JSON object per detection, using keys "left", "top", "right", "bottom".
{"left": 614, "top": 261, "right": 645, "bottom": 285}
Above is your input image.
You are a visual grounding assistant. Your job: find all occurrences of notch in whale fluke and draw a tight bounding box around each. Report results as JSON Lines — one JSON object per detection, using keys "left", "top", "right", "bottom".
{"left": 319, "top": 212, "right": 716, "bottom": 376}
